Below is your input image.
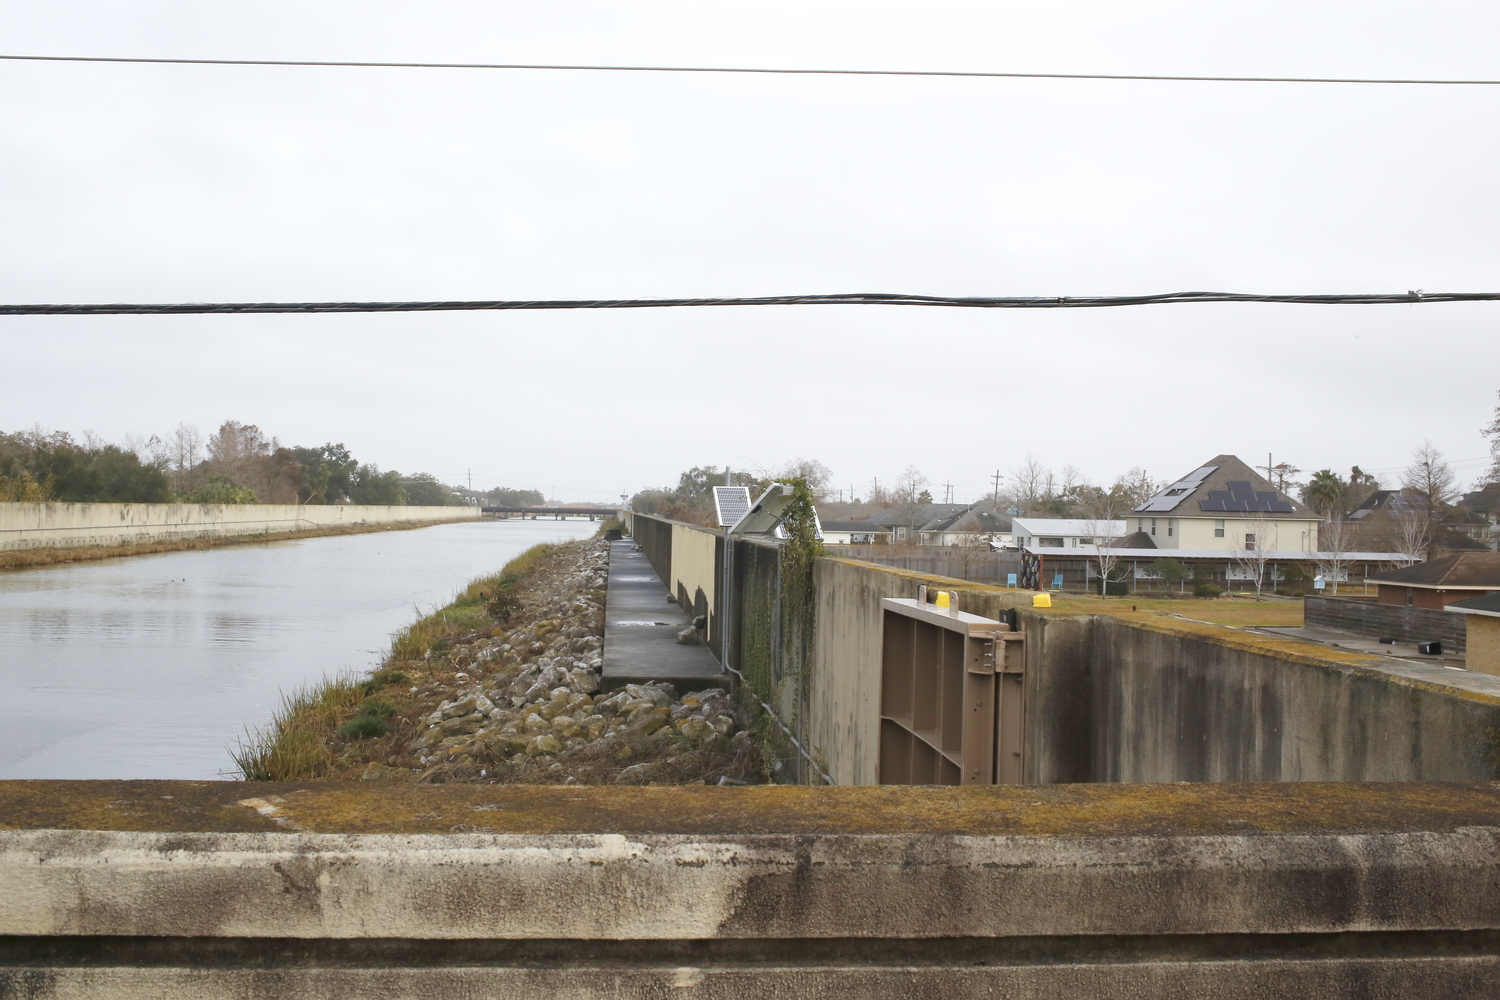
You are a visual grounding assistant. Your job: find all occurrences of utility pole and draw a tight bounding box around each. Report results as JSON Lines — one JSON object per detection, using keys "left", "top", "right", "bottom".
{"left": 944, "top": 481, "right": 954, "bottom": 504}
{"left": 467, "top": 468, "right": 472, "bottom": 491}
{"left": 872, "top": 476, "right": 879, "bottom": 503}
{"left": 1263, "top": 453, "right": 1275, "bottom": 486}
{"left": 992, "top": 469, "right": 1003, "bottom": 501}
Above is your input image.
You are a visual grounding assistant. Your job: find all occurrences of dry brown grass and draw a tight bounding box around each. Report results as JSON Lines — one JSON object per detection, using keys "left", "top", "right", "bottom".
{"left": 1050, "top": 593, "right": 1305, "bottom": 628}
{"left": 234, "top": 542, "right": 568, "bottom": 781}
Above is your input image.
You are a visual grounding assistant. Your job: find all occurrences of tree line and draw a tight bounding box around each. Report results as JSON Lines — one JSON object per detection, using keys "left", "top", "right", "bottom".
{"left": 0, "top": 421, "right": 486, "bottom": 506}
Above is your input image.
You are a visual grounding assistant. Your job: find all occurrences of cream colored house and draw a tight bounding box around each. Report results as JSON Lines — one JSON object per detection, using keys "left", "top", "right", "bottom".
{"left": 1129, "top": 455, "right": 1320, "bottom": 553}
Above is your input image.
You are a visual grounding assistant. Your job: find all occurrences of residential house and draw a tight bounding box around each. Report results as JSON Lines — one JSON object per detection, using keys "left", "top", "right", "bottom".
{"left": 1130, "top": 454, "right": 1320, "bottom": 552}
{"left": 1458, "top": 484, "right": 1500, "bottom": 550}
{"left": 1368, "top": 552, "right": 1500, "bottom": 609}
{"left": 820, "top": 520, "right": 891, "bottom": 545}
{"left": 1012, "top": 517, "right": 1126, "bottom": 550}
{"left": 916, "top": 503, "right": 1013, "bottom": 547}
{"left": 865, "top": 503, "right": 970, "bottom": 544}
{"left": 1351, "top": 488, "right": 1492, "bottom": 555}
{"left": 1445, "top": 592, "right": 1500, "bottom": 676}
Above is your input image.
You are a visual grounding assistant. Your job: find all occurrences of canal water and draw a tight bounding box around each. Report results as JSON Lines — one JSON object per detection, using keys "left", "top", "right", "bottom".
{"left": 0, "top": 518, "right": 602, "bottom": 780}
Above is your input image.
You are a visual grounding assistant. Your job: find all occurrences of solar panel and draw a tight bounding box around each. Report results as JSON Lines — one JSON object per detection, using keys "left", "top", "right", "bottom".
{"left": 1131, "top": 464, "right": 1222, "bottom": 513}
{"left": 713, "top": 486, "right": 752, "bottom": 527}
{"left": 1181, "top": 465, "right": 1217, "bottom": 484}
{"left": 1200, "top": 487, "right": 1296, "bottom": 514}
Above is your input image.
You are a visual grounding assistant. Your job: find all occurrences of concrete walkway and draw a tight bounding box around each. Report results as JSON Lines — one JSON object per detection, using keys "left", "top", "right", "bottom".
{"left": 601, "top": 538, "right": 727, "bottom": 693}
{"left": 1256, "top": 625, "right": 1469, "bottom": 670}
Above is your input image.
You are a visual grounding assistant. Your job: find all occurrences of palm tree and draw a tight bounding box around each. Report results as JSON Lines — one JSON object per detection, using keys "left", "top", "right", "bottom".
{"left": 1305, "top": 469, "right": 1345, "bottom": 517}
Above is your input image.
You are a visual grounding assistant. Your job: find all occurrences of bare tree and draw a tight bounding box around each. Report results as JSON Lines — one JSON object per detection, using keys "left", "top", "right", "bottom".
{"left": 1485, "top": 390, "right": 1500, "bottom": 484}
{"left": 1083, "top": 518, "right": 1127, "bottom": 596}
{"left": 1393, "top": 504, "right": 1432, "bottom": 566}
{"left": 1316, "top": 515, "right": 1355, "bottom": 596}
{"left": 1229, "top": 515, "right": 1275, "bottom": 600}
{"left": 953, "top": 529, "right": 995, "bottom": 579}
{"left": 1400, "top": 441, "right": 1458, "bottom": 557}
{"left": 776, "top": 458, "right": 833, "bottom": 500}
{"left": 890, "top": 465, "right": 930, "bottom": 543}
{"left": 1010, "top": 455, "right": 1049, "bottom": 512}
{"left": 1116, "top": 467, "right": 1159, "bottom": 508}
{"left": 166, "top": 423, "right": 204, "bottom": 493}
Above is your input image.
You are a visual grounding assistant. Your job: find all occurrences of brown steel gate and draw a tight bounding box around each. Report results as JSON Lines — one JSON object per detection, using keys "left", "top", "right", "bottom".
{"left": 879, "top": 597, "right": 1026, "bottom": 785}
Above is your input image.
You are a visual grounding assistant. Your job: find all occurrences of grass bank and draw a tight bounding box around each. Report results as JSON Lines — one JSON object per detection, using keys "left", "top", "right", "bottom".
{"left": 0, "top": 517, "right": 471, "bottom": 571}
{"left": 230, "top": 542, "right": 563, "bottom": 781}
{"left": 1049, "top": 593, "right": 1305, "bottom": 628}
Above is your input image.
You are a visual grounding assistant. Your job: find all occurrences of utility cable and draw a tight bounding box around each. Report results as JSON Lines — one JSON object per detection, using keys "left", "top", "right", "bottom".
{"left": 2, "top": 53, "right": 1498, "bottom": 87}
{"left": 2, "top": 291, "right": 1498, "bottom": 316}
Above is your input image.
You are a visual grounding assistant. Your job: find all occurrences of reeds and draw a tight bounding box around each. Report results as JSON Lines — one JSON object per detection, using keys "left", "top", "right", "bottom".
{"left": 232, "top": 542, "right": 563, "bottom": 780}
{"left": 229, "top": 678, "right": 366, "bottom": 780}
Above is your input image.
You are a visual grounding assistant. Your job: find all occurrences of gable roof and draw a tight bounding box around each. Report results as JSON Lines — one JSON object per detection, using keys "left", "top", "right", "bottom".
{"left": 1133, "top": 454, "right": 1317, "bottom": 521}
{"left": 1460, "top": 483, "right": 1500, "bottom": 514}
{"left": 1369, "top": 552, "right": 1500, "bottom": 590}
{"left": 865, "top": 503, "right": 970, "bottom": 528}
{"left": 1115, "top": 530, "right": 1157, "bottom": 549}
{"left": 919, "top": 503, "right": 1012, "bottom": 534}
{"left": 1446, "top": 592, "right": 1500, "bottom": 617}
{"left": 1012, "top": 517, "right": 1126, "bottom": 537}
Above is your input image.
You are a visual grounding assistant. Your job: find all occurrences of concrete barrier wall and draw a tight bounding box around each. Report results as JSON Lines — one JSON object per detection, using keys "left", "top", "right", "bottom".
{"left": 6, "top": 780, "right": 1500, "bottom": 997}
{"left": 670, "top": 522, "right": 719, "bottom": 641}
{"left": 1306, "top": 594, "right": 1468, "bottom": 652}
{"left": 0, "top": 501, "right": 478, "bottom": 552}
{"left": 629, "top": 515, "right": 1500, "bottom": 787}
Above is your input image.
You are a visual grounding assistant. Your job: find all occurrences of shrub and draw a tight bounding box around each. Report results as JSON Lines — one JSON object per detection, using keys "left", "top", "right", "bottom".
{"left": 337, "top": 715, "right": 392, "bottom": 739}
{"left": 1194, "top": 583, "right": 1223, "bottom": 598}
{"left": 184, "top": 475, "right": 257, "bottom": 504}
{"left": 360, "top": 669, "right": 410, "bottom": 694}
{"left": 1104, "top": 580, "right": 1129, "bottom": 596}
{"left": 358, "top": 698, "right": 396, "bottom": 718}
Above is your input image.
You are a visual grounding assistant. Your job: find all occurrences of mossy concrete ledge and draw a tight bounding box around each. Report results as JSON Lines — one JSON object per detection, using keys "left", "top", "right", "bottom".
{"left": 4, "top": 782, "right": 1500, "bottom": 997}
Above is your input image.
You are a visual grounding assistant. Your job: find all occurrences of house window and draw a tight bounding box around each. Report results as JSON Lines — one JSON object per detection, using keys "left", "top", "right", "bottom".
{"left": 1244, "top": 533, "right": 1256, "bottom": 550}
{"left": 1151, "top": 519, "right": 1157, "bottom": 535}
{"left": 1214, "top": 519, "right": 1225, "bottom": 538}
{"left": 1167, "top": 521, "right": 1173, "bottom": 537}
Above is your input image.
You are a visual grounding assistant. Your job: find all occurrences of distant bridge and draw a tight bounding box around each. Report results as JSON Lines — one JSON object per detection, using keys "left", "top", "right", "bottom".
{"left": 482, "top": 506, "right": 619, "bottom": 519}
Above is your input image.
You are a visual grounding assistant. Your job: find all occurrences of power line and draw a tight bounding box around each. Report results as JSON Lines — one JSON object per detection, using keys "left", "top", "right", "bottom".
{"left": 2, "top": 291, "right": 1498, "bottom": 317}
{"left": 2, "top": 53, "right": 1499, "bottom": 87}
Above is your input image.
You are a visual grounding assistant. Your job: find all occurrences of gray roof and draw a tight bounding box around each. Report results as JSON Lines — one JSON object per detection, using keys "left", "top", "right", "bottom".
{"left": 1446, "top": 592, "right": 1500, "bottom": 617}
{"left": 1370, "top": 552, "right": 1500, "bottom": 589}
{"left": 821, "top": 520, "right": 890, "bottom": 533}
{"left": 1133, "top": 454, "right": 1316, "bottom": 521}
{"left": 918, "top": 503, "right": 1012, "bottom": 534}
{"left": 1461, "top": 483, "right": 1500, "bottom": 514}
{"left": 865, "top": 502, "right": 970, "bottom": 528}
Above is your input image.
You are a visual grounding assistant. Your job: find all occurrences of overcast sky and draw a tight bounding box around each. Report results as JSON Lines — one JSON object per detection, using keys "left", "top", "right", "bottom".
{"left": 2, "top": 1, "right": 1497, "bottom": 503}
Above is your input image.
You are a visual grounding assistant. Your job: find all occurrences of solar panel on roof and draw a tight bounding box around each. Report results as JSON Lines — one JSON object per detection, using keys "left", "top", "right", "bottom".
{"left": 712, "top": 486, "right": 752, "bottom": 527}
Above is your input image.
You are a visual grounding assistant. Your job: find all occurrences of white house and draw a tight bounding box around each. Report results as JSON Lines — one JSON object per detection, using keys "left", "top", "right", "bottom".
{"left": 1012, "top": 517, "right": 1126, "bottom": 550}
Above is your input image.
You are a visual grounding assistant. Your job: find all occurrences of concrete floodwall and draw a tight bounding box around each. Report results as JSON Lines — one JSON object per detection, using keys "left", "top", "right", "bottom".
{"left": 1306, "top": 594, "right": 1468, "bottom": 652}
{"left": 7, "top": 780, "right": 1500, "bottom": 997}
{"left": 0, "top": 501, "right": 477, "bottom": 553}
{"left": 629, "top": 513, "right": 1500, "bottom": 788}
{"left": 670, "top": 522, "right": 719, "bottom": 642}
